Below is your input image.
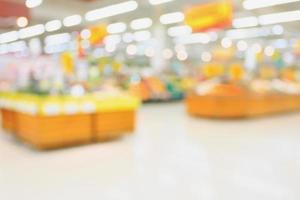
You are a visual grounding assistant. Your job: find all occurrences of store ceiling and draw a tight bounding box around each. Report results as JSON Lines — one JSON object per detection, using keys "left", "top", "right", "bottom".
{"left": 0, "top": 0, "right": 300, "bottom": 34}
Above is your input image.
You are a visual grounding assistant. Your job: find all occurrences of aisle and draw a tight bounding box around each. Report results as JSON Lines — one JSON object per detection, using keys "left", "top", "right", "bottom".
{"left": 0, "top": 103, "right": 300, "bottom": 200}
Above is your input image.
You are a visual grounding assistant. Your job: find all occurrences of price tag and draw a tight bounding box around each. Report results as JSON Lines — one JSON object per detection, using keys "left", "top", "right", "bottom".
{"left": 81, "top": 102, "right": 96, "bottom": 113}
{"left": 43, "top": 104, "right": 60, "bottom": 116}
{"left": 63, "top": 103, "right": 78, "bottom": 115}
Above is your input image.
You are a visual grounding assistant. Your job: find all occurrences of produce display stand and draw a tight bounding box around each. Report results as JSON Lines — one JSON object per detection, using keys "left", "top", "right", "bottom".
{"left": 91, "top": 95, "right": 137, "bottom": 141}
{"left": 186, "top": 92, "right": 300, "bottom": 118}
{"left": 0, "top": 93, "right": 139, "bottom": 149}
{"left": 0, "top": 109, "right": 17, "bottom": 133}
{"left": 93, "top": 111, "right": 135, "bottom": 141}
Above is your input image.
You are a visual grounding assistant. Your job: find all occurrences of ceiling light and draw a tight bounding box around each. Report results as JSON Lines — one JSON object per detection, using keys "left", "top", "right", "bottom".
{"left": 45, "top": 33, "right": 71, "bottom": 46}
{"left": 258, "top": 10, "right": 300, "bottom": 25}
{"left": 236, "top": 40, "right": 248, "bottom": 51}
{"left": 232, "top": 16, "right": 258, "bottom": 28}
{"left": 201, "top": 52, "right": 212, "bottom": 62}
{"left": 85, "top": 1, "right": 138, "bottom": 21}
{"left": 16, "top": 17, "right": 28, "bottom": 28}
{"left": 25, "top": 0, "right": 43, "bottom": 8}
{"left": 243, "top": 0, "right": 300, "bottom": 10}
{"left": 63, "top": 15, "right": 82, "bottom": 27}
{"left": 19, "top": 24, "right": 45, "bottom": 39}
{"left": 134, "top": 30, "right": 151, "bottom": 42}
{"left": 264, "top": 46, "right": 275, "bottom": 56}
{"left": 130, "top": 18, "right": 153, "bottom": 30}
{"left": 80, "top": 29, "right": 91, "bottom": 39}
{"left": 175, "top": 33, "right": 210, "bottom": 45}
{"left": 221, "top": 38, "right": 232, "bottom": 48}
{"left": 8, "top": 41, "right": 27, "bottom": 52}
{"left": 126, "top": 44, "right": 137, "bottom": 55}
{"left": 177, "top": 51, "right": 188, "bottom": 61}
{"left": 162, "top": 49, "right": 173, "bottom": 59}
{"left": 149, "top": 0, "right": 174, "bottom": 5}
{"left": 107, "top": 22, "right": 127, "bottom": 34}
{"left": 0, "top": 31, "right": 19, "bottom": 44}
{"left": 45, "top": 20, "right": 62, "bottom": 32}
{"left": 159, "top": 12, "right": 184, "bottom": 25}
{"left": 167, "top": 25, "right": 192, "bottom": 37}
{"left": 226, "top": 27, "right": 277, "bottom": 39}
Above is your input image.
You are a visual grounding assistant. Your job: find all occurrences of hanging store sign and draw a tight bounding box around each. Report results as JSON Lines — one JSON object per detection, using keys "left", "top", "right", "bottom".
{"left": 89, "top": 25, "right": 108, "bottom": 46}
{"left": 185, "top": 0, "right": 233, "bottom": 32}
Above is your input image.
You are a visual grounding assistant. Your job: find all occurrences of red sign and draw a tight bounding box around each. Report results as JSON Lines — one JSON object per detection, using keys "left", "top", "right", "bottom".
{"left": 0, "top": 0, "right": 30, "bottom": 18}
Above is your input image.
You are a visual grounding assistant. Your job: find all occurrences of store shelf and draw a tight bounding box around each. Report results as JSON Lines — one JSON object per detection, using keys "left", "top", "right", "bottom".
{"left": 186, "top": 92, "right": 300, "bottom": 118}
{"left": 0, "top": 93, "right": 140, "bottom": 149}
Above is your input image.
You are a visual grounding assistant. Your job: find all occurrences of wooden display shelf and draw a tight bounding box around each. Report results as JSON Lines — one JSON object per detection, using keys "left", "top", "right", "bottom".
{"left": 0, "top": 93, "right": 139, "bottom": 149}
{"left": 16, "top": 113, "right": 93, "bottom": 149}
{"left": 0, "top": 109, "right": 17, "bottom": 133}
{"left": 92, "top": 111, "right": 135, "bottom": 141}
{"left": 186, "top": 92, "right": 300, "bottom": 118}
{"left": 1, "top": 110, "right": 136, "bottom": 150}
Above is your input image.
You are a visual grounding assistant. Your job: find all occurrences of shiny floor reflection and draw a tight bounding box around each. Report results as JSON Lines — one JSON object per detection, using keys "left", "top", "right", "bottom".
{"left": 0, "top": 103, "right": 299, "bottom": 200}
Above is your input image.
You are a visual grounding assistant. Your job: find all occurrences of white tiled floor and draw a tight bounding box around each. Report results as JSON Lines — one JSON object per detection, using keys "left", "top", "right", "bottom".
{"left": 0, "top": 103, "right": 300, "bottom": 200}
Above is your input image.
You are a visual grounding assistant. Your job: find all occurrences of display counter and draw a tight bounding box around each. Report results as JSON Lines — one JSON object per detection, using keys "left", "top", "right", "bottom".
{"left": 0, "top": 93, "right": 140, "bottom": 149}
{"left": 186, "top": 92, "right": 300, "bottom": 118}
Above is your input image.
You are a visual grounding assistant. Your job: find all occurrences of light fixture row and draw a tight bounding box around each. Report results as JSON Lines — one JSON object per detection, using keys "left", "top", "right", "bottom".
{"left": 233, "top": 9, "right": 300, "bottom": 29}
{"left": 1, "top": 1, "right": 299, "bottom": 45}
{"left": 243, "top": 0, "right": 300, "bottom": 10}
{"left": 1, "top": 0, "right": 179, "bottom": 44}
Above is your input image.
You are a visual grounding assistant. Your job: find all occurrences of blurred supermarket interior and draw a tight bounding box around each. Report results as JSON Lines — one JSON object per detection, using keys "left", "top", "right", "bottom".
{"left": 1, "top": 0, "right": 300, "bottom": 199}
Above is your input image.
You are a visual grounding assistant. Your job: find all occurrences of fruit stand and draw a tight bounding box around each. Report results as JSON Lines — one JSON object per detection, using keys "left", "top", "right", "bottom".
{"left": 186, "top": 83, "right": 300, "bottom": 118}
{"left": 0, "top": 93, "right": 140, "bottom": 149}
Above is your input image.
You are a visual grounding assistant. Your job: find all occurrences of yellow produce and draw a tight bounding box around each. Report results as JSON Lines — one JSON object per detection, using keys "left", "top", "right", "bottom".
{"left": 202, "top": 63, "right": 224, "bottom": 78}
{"left": 229, "top": 63, "right": 244, "bottom": 81}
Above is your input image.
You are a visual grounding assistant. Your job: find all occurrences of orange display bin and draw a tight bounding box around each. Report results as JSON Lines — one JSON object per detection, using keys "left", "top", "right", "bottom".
{"left": 186, "top": 92, "right": 300, "bottom": 118}
{"left": 16, "top": 113, "right": 93, "bottom": 149}
{"left": 0, "top": 93, "right": 139, "bottom": 149}
{"left": 92, "top": 110, "right": 136, "bottom": 141}
{"left": 186, "top": 94, "right": 248, "bottom": 118}
{"left": 0, "top": 109, "right": 137, "bottom": 149}
{"left": 1, "top": 109, "right": 17, "bottom": 133}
